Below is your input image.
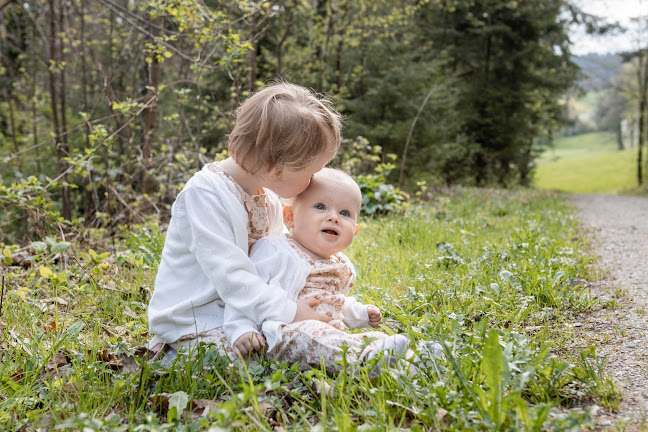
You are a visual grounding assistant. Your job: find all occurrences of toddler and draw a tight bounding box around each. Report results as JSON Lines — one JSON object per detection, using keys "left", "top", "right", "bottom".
{"left": 147, "top": 82, "right": 341, "bottom": 359}
{"left": 226, "top": 168, "right": 415, "bottom": 373}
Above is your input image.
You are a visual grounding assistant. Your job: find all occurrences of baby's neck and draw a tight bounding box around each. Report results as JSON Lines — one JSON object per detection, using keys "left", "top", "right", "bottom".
{"left": 288, "top": 235, "right": 332, "bottom": 260}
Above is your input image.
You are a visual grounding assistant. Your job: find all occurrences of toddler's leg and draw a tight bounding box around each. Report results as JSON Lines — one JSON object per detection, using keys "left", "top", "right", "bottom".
{"left": 170, "top": 327, "right": 238, "bottom": 363}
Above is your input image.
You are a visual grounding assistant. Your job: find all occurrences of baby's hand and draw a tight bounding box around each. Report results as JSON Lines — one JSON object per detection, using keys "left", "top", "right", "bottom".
{"left": 233, "top": 331, "right": 266, "bottom": 358}
{"left": 293, "top": 298, "right": 332, "bottom": 323}
{"left": 367, "top": 305, "right": 382, "bottom": 328}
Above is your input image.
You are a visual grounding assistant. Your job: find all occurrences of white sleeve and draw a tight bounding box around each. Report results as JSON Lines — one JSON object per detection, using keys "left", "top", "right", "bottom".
{"left": 175, "top": 187, "right": 297, "bottom": 328}
{"left": 250, "top": 237, "right": 304, "bottom": 300}
{"left": 224, "top": 305, "right": 260, "bottom": 347}
{"left": 342, "top": 297, "right": 370, "bottom": 328}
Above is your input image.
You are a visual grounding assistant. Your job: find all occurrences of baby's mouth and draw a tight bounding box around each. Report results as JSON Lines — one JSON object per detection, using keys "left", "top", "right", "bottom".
{"left": 322, "top": 228, "right": 339, "bottom": 236}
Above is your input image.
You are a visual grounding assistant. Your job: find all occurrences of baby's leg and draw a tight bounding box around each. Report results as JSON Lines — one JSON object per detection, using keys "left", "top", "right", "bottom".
{"left": 268, "top": 320, "right": 387, "bottom": 374}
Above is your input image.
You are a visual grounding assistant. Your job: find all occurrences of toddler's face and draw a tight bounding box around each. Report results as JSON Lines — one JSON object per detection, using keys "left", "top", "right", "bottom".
{"left": 284, "top": 174, "right": 361, "bottom": 259}
{"left": 264, "top": 148, "right": 336, "bottom": 199}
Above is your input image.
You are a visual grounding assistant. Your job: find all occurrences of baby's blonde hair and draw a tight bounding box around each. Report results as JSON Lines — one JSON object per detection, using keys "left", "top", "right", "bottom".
{"left": 228, "top": 82, "right": 342, "bottom": 174}
{"left": 291, "top": 168, "right": 361, "bottom": 208}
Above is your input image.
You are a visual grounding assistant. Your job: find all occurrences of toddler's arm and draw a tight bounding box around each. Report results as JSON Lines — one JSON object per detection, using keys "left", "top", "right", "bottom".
{"left": 176, "top": 187, "right": 297, "bottom": 325}
{"left": 224, "top": 304, "right": 262, "bottom": 355}
{"left": 224, "top": 304, "right": 266, "bottom": 357}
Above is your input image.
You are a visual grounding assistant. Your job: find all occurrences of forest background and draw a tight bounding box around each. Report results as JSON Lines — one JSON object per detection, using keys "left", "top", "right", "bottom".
{"left": 0, "top": 0, "right": 609, "bottom": 242}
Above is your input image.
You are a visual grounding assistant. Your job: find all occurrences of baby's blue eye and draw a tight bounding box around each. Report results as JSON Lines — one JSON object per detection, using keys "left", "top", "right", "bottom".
{"left": 315, "top": 203, "right": 325, "bottom": 210}
{"left": 340, "top": 210, "right": 350, "bottom": 217}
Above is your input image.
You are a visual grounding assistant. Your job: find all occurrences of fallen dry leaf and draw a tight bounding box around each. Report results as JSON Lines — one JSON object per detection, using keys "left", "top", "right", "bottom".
{"left": 47, "top": 351, "right": 71, "bottom": 373}
{"left": 43, "top": 321, "right": 57, "bottom": 332}
{"left": 148, "top": 393, "right": 170, "bottom": 413}
{"left": 11, "top": 369, "right": 24, "bottom": 383}
{"left": 9, "top": 253, "right": 32, "bottom": 268}
{"left": 149, "top": 393, "right": 221, "bottom": 418}
{"left": 190, "top": 399, "right": 220, "bottom": 420}
{"left": 258, "top": 402, "right": 275, "bottom": 417}
{"left": 437, "top": 407, "right": 448, "bottom": 422}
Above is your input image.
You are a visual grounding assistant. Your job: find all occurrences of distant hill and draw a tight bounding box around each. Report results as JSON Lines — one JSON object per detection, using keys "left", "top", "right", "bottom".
{"left": 573, "top": 53, "right": 623, "bottom": 91}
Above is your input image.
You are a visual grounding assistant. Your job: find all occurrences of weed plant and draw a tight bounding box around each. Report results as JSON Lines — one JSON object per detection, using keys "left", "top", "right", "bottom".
{"left": 0, "top": 188, "right": 615, "bottom": 430}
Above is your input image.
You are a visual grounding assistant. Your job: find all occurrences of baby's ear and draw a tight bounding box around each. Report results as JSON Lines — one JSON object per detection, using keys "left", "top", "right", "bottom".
{"left": 354, "top": 224, "right": 360, "bottom": 237}
{"left": 283, "top": 206, "right": 295, "bottom": 228}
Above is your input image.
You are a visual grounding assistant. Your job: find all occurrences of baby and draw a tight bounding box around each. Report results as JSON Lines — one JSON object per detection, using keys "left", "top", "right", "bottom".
{"left": 226, "top": 168, "right": 414, "bottom": 372}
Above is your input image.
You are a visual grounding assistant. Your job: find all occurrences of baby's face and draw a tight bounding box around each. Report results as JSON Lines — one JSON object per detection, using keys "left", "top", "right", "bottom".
{"left": 284, "top": 174, "right": 361, "bottom": 259}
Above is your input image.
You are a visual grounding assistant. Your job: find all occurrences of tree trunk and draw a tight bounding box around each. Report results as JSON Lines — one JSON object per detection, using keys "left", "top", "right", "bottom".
{"left": 334, "top": 2, "right": 349, "bottom": 90}
{"left": 518, "top": 140, "right": 533, "bottom": 186}
{"left": 275, "top": 6, "right": 294, "bottom": 77}
{"left": 58, "top": 0, "right": 71, "bottom": 220}
{"left": 31, "top": 30, "right": 41, "bottom": 176}
{"left": 48, "top": 0, "right": 71, "bottom": 220}
{"left": 317, "top": 0, "right": 334, "bottom": 90}
{"left": 248, "top": 13, "right": 258, "bottom": 91}
{"left": 141, "top": 15, "right": 161, "bottom": 194}
{"left": 5, "top": 86, "right": 20, "bottom": 168}
{"left": 77, "top": 0, "right": 96, "bottom": 223}
{"left": 617, "top": 121, "right": 624, "bottom": 150}
{"left": 638, "top": 99, "right": 644, "bottom": 185}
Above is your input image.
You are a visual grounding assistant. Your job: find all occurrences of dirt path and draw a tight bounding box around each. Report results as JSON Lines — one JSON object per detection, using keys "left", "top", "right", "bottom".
{"left": 571, "top": 194, "right": 648, "bottom": 430}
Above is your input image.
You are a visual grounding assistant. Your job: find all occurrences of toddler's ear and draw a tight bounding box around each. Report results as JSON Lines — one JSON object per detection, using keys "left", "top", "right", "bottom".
{"left": 283, "top": 206, "right": 295, "bottom": 228}
{"left": 354, "top": 224, "right": 360, "bottom": 237}
{"left": 268, "top": 167, "right": 282, "bottom": 180}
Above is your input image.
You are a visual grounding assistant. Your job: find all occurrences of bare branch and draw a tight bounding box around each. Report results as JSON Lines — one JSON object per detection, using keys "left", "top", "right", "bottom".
{"left": 0, "top": 0, "right": 16, "bottom": 13}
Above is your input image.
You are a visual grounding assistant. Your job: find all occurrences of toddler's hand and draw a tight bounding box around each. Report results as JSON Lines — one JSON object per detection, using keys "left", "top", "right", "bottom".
{"left": 233, "top": 331, "right": 265, "bottom": 358}
{"left": 367, "top": 305, "right": 382, "bottom": 328}
{"left": 293, "top": 298, "right": 332, "bottom": 323}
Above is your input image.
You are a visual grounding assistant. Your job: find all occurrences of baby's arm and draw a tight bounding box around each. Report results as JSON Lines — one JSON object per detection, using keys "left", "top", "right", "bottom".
{"left": 338, "top": 253, "right": 382, "bottom": 328}
{"left": 342, "top": 297, "right": 382, "bottom": 328}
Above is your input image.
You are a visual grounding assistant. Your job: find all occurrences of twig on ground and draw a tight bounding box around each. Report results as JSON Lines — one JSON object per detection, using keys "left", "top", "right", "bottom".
{"left": 136, "top": 348, "right": 150, "bottom": 406}
{"left": 0, "top": 274, "right": 5, "bottom": 318}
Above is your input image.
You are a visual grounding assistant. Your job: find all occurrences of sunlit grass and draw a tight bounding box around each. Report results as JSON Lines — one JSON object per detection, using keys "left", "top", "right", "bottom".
{"left": 534, "top": 131, "right": 638, "bottom": 194}
{"left": 0, "top": 189, "right": 616, "bottom": 430}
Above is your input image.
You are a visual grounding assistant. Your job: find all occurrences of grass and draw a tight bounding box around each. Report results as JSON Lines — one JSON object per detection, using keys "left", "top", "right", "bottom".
{"left": 533, "top": 131, "right": 638, "bottom": 194}
{"left": 0, "top": 189, "right": 618, "bottom": 430}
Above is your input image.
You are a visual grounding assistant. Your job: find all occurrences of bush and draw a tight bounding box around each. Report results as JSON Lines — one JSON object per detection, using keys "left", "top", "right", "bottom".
{"left": 332, "top": 136, "right": 407, "bottom": 216}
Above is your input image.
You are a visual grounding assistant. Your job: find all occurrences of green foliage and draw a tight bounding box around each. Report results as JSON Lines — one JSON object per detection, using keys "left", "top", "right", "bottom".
{"left": 1, "top": 189, "right": 614, "bottom": 429}
{"left": 332, "top": 136, "right": 407, "bottom": 216}
{"left": 0, "top": 0, "right": 581, "bottom": 238}
{"left": 0, "top": 176, "right": 69, "bottom": 242}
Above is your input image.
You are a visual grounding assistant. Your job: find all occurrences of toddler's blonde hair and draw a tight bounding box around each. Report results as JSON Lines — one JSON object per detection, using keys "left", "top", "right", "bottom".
{"left": 228, "top": 82, "right": 342, "bottom": 174}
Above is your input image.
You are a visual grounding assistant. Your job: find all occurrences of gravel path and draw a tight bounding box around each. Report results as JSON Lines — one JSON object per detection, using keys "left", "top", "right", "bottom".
{"left": 571, "top": 194, "right": 648, "bottom": 430}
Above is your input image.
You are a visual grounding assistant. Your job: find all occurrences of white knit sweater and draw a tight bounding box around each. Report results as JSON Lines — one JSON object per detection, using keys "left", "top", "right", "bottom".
{"left": 147, "top": 164, "right": 297, "bottom": 348}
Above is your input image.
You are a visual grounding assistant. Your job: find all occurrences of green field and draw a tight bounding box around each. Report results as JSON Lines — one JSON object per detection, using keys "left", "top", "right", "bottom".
{"left": 533, "top": 132, "right": 638, "bottom": 194}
